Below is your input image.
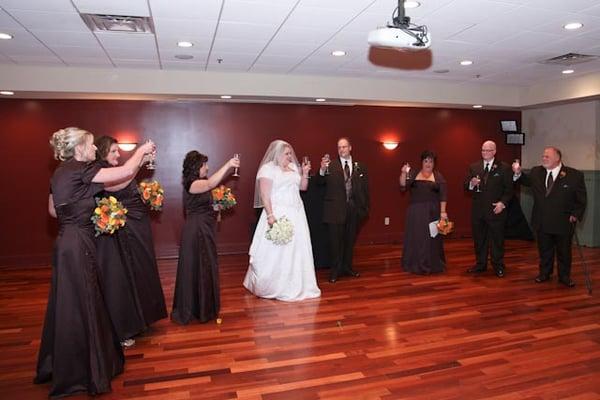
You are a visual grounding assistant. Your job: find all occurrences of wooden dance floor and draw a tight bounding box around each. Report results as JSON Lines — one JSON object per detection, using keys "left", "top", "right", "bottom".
{"left": 1, "top": 239, "right": 600, "bottom": 399}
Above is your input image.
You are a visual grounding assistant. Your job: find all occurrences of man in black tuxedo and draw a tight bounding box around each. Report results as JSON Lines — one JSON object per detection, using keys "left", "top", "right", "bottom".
{"left": 512, "top": 147, "right": 587, "bottom": 287}
{"left": 316, "top": 137, "right": 369, "bottom": 283}
{"left": 465, "top": 140, "right": 514, "bottom": 277}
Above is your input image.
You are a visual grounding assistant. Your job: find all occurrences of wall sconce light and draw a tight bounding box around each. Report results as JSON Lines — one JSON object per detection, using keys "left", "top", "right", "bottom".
{"left": 117, "top": 142, "right": 137, "bottom": 151}
{"left": 382, "top": 142, "right": 399, "bottom": 150}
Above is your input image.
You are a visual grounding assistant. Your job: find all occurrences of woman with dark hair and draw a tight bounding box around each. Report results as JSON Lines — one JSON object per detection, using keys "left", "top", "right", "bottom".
{"left": 399, "top": 150, "right": 448, "bottom": 274}
{"left": 171, "top": 150, "right": 239, "bottom": 324}
{"left": 36, "top": 127, "right": 155, "bottom": 398}
{"left": 94, "top": 136, "right": 167, "bottom": 348}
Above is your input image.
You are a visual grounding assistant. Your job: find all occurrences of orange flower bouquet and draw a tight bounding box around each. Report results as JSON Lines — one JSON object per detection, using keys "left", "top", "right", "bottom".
{"left": 139, "top": 180, "right": 165, "bottom": 211}
{"left": 91, "top": 196, "right": 128, "bottom": 236}
{"left": 211, "top": 185, "right": 237, "bottom": 221}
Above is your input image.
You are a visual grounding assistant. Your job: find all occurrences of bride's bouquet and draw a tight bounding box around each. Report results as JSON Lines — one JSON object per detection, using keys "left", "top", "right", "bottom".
{"left": 265, "top": 216, "right": 294, "bottom": 245}
{"left": 91, "top": 196, "right": 128, "bottom": 236}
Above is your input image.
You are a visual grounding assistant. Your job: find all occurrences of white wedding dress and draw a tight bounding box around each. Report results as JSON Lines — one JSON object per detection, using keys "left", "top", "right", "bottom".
{"left": 243, "top": 162, "right": 321, "bottom": 301}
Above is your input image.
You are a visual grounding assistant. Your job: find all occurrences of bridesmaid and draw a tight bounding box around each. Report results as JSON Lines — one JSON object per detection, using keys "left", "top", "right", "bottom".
{"left": 35, "top": 127, "right": 155, "bottom": 398}
{"left": 171, "top": 151, "right": 239, "bottom": 324}
{"left": 94, "top": 136, "right": 167, "bottom": 347}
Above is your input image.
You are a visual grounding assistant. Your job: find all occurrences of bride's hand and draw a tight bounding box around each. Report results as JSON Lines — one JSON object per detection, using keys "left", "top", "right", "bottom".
{"left": 267, "top": 214, "right": 276, "bottom": 226}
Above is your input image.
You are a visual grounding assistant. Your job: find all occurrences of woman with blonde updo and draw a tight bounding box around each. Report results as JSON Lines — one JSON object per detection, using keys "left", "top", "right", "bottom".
{"left": 35, "top": 127, "right": 156, "bottom": 398}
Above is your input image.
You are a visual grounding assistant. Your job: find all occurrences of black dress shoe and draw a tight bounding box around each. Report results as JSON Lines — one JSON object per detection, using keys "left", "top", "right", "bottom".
{"left": 347, "top": 270, "right": 360, "bottom": 278}
{"left": 495, "top": 269, "right": 505, "bottom": 278}
{"left": 534, "top": 274, "right": 550, "bottom": 283}
{"left": 559, "top": 278, "right": 575, "bottom": 287}
{"left": 467, "top": 267, "right": 486, "bottom": 273}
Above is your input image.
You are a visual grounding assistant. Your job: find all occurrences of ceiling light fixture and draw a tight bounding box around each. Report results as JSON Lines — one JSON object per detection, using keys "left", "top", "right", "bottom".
{"left": 177, "top": 41, "right": 193, "bottom": 48}
{"left": 0, "top": 90, "right": 14, "bottom": 95}
{"left": 460, "top": 60, "right": 473, "bottom": 66}
{"left": 382, "top": 142, "right": 399, "bottom": 150}
{"left": 315, "top": 98, "right": 326, "bottom": 102}
{"left": 117, "top": 143, "right": 137, "bottom": 151}
{"left": 0, "top": 32, "right": 13, "bottom": 40}
{"left": 331, "top": 50, "right": 346, "bottom": 57}
{"left": 220, "top": 95, "right": 232, "bottom": 99}
{"left": 563, "top": 22, "right": 583, "bottom": 30}
{"left": 174, "top": 54, "right": 194, "bottom": 60}
{"left": 404, "top": 1, "right": 421, "bottom": 8}
{"left": 472, "top": 105, "right": 483, "bottom": 109}
{"left": 562, "top": 69, "right": 574, "bottom": 74}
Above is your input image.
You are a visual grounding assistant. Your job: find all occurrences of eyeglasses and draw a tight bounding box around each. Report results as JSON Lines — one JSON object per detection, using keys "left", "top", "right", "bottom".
{"left": 481, "top": 149, "right": 495, "bottom": 152}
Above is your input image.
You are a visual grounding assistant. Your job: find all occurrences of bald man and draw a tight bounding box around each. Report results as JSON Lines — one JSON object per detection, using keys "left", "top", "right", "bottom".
{"left": 513, "top": 147, "right": 586, "bottom": 287}
{"left": 465, "top": 140, "right": 513, "bottom": 277}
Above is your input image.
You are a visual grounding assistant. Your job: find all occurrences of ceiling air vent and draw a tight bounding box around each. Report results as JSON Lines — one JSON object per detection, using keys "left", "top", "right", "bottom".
{"left": 80, "top": 13, "right": 155, "bottom": 34}
{"left": 539, "top": 52, "right": 598, "bottom": 66}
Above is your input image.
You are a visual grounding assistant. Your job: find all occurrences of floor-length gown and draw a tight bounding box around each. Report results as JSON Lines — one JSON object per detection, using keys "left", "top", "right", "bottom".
{"left": 96, "top": 171, "right": 167, "bottom": 340}
{"left": 35, "top": 159, "right": 124, "bottom": 398}
{"left": 243, "top": 162, "right": 321, "bottom": 301}
{"left": 402, "top": 171, "right": 447, "bottom": 274}
{"left": 171, "top": 190, "right": 220, "bottom": 324}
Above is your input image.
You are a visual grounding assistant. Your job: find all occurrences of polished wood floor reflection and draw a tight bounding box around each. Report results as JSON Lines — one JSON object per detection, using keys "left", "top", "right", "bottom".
{"left": 1, "top": 239, "right": 600, "bottom": 399}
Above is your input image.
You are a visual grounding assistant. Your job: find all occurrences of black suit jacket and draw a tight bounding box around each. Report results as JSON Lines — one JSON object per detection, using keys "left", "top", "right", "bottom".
{"left": 465, "top": 160, "right": 513, "bottom": 218}
{"left": 316, "top": 159, "right": 370, "bottom": 224}
{"left": 517, "top": 165, "right": 586, "bottom": 234}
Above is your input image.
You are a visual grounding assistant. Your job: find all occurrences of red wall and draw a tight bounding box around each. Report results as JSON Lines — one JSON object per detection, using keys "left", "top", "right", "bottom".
{"left": 0, "top": 99, "right": 520, "bottom": 266}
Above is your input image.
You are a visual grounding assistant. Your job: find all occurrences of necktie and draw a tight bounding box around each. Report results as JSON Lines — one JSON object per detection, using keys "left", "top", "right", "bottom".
{"left": 546, "top": 172, "right": 553, "bottom": 195}
{"left": 344, "top": 161, "right": 352, "bottom": 202}
{"left": 483, "top": 163, "right": 490, "bottom": 183}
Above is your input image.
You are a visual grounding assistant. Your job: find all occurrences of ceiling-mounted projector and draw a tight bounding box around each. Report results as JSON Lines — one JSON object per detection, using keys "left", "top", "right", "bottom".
{"left": 368, "top": 0, "right": 431, "bottom": 50}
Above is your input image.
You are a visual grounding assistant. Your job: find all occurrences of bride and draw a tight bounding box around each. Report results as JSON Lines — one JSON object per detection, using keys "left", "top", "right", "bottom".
{"left": 243, "top": 140, "right": 321, "bottom": 301}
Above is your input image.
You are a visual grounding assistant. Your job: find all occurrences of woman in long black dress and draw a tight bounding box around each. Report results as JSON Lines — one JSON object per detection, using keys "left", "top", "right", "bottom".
{"left": 94, "top": 136, "right": 167, "bottom": 347}
{"left": 35, "top": 127, "right": 155, "bottom": 398}
{"left": 171, "top": 151, "right": 239, "bottom": 324}
{"left": 399, "top": 150, "right": 448, "bottom": 274}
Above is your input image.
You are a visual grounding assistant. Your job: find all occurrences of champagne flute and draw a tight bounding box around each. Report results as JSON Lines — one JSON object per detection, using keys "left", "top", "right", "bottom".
{"left": 323, "top": 153, "right": 330, "bottom": 175}
{"left": 146, "top": 150, "right": 156, "bottom": 170}
{"left": 475, "top": 174, "right": 481, "bottom": 192}
{"left": 403, "top": 162, "right": 411, "bottom": 182}
{"left": 302, "top": 156, "right": 311, "bottom": 179}
{"left": 232, "top": 153, "right": 240, "bottom": 177}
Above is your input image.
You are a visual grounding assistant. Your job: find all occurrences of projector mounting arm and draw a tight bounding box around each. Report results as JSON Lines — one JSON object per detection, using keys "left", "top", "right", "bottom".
{"left": 388, "top": 0, "right": 429, "bottom": 47}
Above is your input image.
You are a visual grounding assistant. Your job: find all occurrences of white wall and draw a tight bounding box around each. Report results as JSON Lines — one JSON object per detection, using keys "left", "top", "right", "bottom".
{"left": 521, "top": 101, "right": 598, "bottom": 169}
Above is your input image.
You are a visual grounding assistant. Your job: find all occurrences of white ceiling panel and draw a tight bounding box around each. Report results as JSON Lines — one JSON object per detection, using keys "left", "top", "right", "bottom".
{"left": 32, "top": 30, "right": 97, "bottom": 47}
{"left": 221, "top": 0, "right": 293, "bottom": 25}
{"left": 8, "top": 10, "right": 89, "bottom": 32}
{"left": 149, "top": 0, "right": 223, "bottom": 20}
{"left": 95, "top": 32, "right": 157, "bottom": 49}
{"left": 153, "top": 18, "right": 218, "bottom": 38}
{"left": 0, "top": 0, "right": 598, "bottom": 87}
{"left": 51, "top": 45, "right": 105, "bottom": 58}
{"left": 0, "top": 0, "right": 74, "bottom": 12}
{"left": 72, "top": 0, "right": 149, "bottom": 17}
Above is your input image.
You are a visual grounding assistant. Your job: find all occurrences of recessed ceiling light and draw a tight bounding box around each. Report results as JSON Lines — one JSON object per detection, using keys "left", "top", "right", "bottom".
{"left": 331, "top": 50, "right": 346, "bottom": 57}
{"left": 177, "top": 41, "right": 193, "bottom": 48}
{"left": 433, "top": 69, "right": 450, "bottom": 74}
{"left": 472, "top": 105, "right": 483, "bottom": 109}
{"left": 563, "top": 22, "right": 583, "bottom": 30}
{"left": 0, "top": 32, "right": 13, "bottom": 40}
{"left": 220, "top": 95, "right": 232, "bottom": 99}
{"left": 562, "top": 69, "right": 574, "bottom": 74}
{"left": 0, "top": 90, "right": 14, "bottom": 95}
{"left": 404, "top": 1, "right": 421, "bottom": 8}
{"left": 460, "top": 60, "right": 473, "bottom": 66}
{"left": 315, "top": 98, "right": 326, "bottom": 102}
{"left": 174, "top": 54, "right": 194, "bottom": 60}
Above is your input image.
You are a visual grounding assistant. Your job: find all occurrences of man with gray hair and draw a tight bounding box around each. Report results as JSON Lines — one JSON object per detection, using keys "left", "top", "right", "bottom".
{"left": 512, "top": 146, "right": 587, "bottom": 287}
{"left": 465, "top": 140, "right": 513, "bottom": 277}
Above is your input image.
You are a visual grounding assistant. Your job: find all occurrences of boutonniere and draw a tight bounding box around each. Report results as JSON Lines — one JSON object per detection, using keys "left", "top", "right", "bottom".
{"left": 559, "top": 171, "right": 566, "bottom": 178}
{"left": 492, "top": 164, "right": 497, "bottom": 170}
{"left": 353, "top": 161, "right": 359, "bottom": 170}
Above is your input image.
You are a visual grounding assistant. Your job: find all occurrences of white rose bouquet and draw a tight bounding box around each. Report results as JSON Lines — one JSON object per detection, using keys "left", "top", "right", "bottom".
{"left": 265, "top": 216, "right": 294, "bottom": 245}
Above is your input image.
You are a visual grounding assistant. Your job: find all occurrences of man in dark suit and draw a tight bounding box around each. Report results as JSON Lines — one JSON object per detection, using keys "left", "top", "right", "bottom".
{"left": 316, "top": 137, "right": 369, "bottom": 283}
{"left": 512, "top": 147, "right": 587, "bottom": 287}
{"left": 465, "top": 140, "right": 514, "bottom": 277}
